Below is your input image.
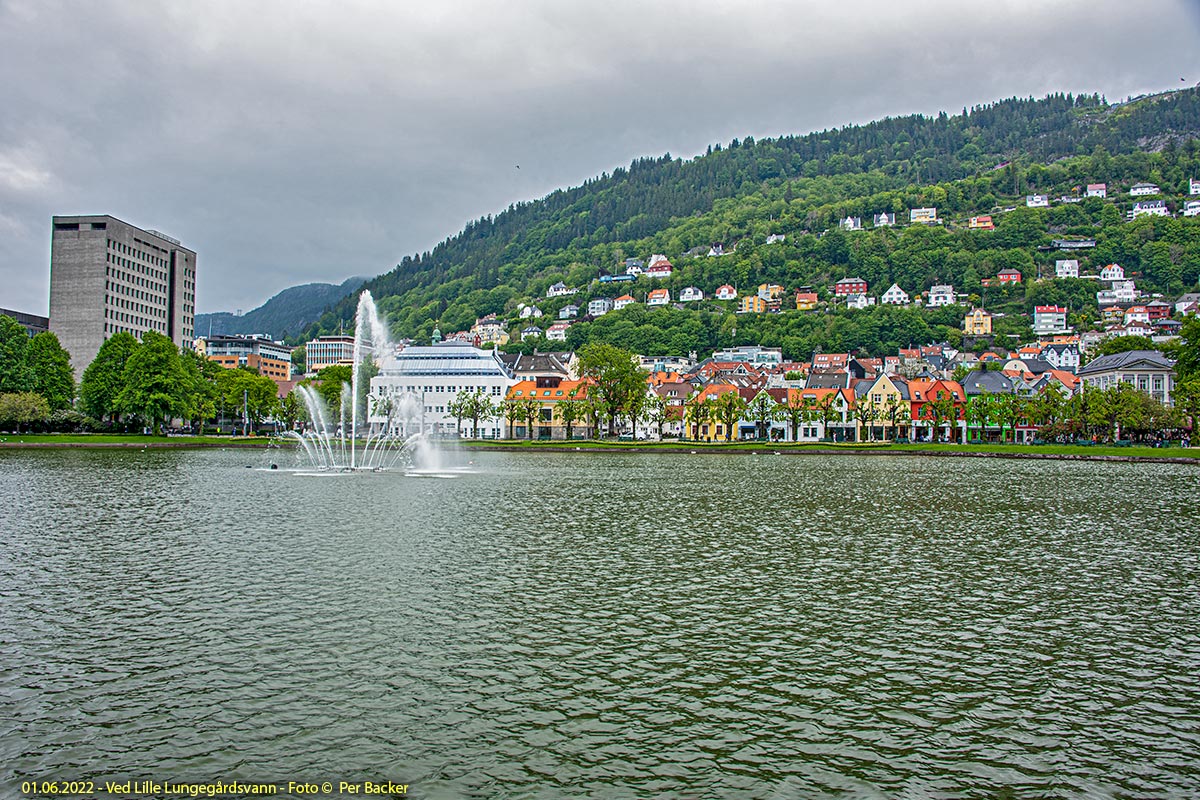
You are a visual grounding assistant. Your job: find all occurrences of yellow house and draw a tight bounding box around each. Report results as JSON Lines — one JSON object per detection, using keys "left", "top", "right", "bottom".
{"left": 855, "top": 374, "right": 910, "bottom": 442}
{"left": 963, "top": 308, "right": 993, "bottom": 336}
{"left": 739, "top": 295, "right": 767, "bottom": 313}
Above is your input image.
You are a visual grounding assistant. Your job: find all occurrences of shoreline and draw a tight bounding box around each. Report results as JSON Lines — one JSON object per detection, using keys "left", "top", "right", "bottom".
{"left": 456, "top": 440, "right": 1200, "bottom": 465}
{"left": 1, "top": 436, "right": 1196, "bottom": 464}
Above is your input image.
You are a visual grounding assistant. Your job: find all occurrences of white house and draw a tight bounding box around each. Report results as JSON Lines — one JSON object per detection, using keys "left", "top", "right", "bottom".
{"left": 1099, "top": 280, "right": 1138, "bottom": 304}
{"left": 1183, "top": 200, "right": 1200, "bottom": 217}
{"left": 881, "top": 283, "right": 910, "bottom": 305}
{"left": 1033, "top": 305, "right": 1069, "bottom": 336}
{"left": 559, "top": 304, "right": 580, "bottom": 319}
{"left": 1190, "top": 178, "right": 1200, "bottom": 196}
{"left": 680, "top": 286, "right": 704, "bottom": 302}
{"left": 1131, "top": 200, "right": 1170, "bottom": 219}
{"left": 874, "top": 212, "right": 895, "bottom": 227}
{"left": 519, "top": 304, "right": 543, "bottom": 319}
{"left": 766, "top": 233, "right": 786, "bottom": 244}
{"left": 521, "top": 325, "right": 544, "bottom": 338}
{"left": 646, "top": 261, "right": 673, "bottom": 278}
{"left": 845, "top": 293, "right": 875, "bottom": 310}
{"left": 613, "top": 294, "right": 637, "bottom": 311}
{"left": 707, "top": 244, "right": 726, "bottom": 257}
{"left": 647, "top": 288, "right": 670, "bottom": 306}
{"left": 841, "top": 216, "right": 862, "bottom": 231}
{"left": 1041, "top": 343, "right": 1081, "bottom": 373}
{"left": 1130, "top": 182, "right": 1160, "bottom": 196}
{"left": 1056, "top": 259, "right": 1080, "bottom": 278}
{"left": 927, "top": 285, "right": 955, "bottom": 307}
{"left": 1086, "top": 183, "right": 1107, "bottom": 198}
{"left": 716, "top": 284, "right": 738, "bottom": 301}
{"left": 546, "top": 282, "right": 577, "bottom": 298}
{"left": 625, "top": 263, "right": 643, "bottom": 276}
{"left": 1100, "top": 263, "right": 1126, "bottom": 282}
{"left": 545, "top": 322, "right": 571, "bottom": 342}
{"left": 648, "top": 253, "right": 671, "bottom": 268}
{"left": 1026, "top": 194, "right": 1050, "bottom": 208}
{"left": 1124, "top": 306, "right": 1151, "bottom": 325}
{"left": 910, "top": 207, "right": 937, "bottom": 224}
{"left": 588, "top": 297, "right": 614, "bottom": 316}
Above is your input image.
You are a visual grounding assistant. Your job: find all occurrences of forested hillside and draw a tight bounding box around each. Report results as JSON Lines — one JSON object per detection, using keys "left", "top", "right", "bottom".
{"left": 199, "top": 277, "right": 366, "bottom": 340}
{"left": 305, "top": 89, "right": 1200, "bottom": 359}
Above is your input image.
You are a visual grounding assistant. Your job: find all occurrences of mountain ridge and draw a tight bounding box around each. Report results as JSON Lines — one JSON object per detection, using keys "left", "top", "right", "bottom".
{"left": 196, "top": 276, "right": 367, "bottom": 340}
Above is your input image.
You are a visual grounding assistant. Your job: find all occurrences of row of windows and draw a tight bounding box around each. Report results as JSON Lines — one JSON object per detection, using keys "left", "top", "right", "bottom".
{"left": 109, "top": 238, "right": 169, "bottom": 270}
{"left": 382, "top": 384, "right": 503, "bottom": 396}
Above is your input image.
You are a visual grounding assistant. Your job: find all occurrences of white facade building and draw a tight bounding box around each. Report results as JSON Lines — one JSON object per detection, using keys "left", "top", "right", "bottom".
{"left": 845, "top": 293, "right": 875, "bottom": 309}
{"left": 680, "top": 286, "right": 704, "bottom": 302}
{"left": 1130, "top": 183, "right": 1160, "bottom": 196}
{"left": 1026, "top": 194, "right": 1049, "bottom": 208}
{"left": 881, "top": 283, "right": 910, "bottom": 305}
{"left": 927, "top": 285, "right": 955, "bottom": 307}
{"left": 588, "top": 297, "right": 614, "bottom": 316}
{"left": 1055, "top": 259, "right": 1080, "bottom": 278}
{"left": 369, "top": 343, "right": 516, "bottom": 438}
{"left": 1183, "top": 200, "right": 1200, "bottom": 217}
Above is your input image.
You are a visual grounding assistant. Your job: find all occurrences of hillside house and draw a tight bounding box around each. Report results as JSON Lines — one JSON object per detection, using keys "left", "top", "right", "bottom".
{"left": 766, "top": 233, "right": 786, "bottom": 244}
{"left": 1086, "top": 183, "right": 1107, "bottom": 198}
{"left": 739, "top": 295, "right": 766, "bottom": 314}
{"left": 1183, "top": 200, "right": 1200, "bottom": 217}
{"left": 910, "top": 207, "right": 938, "bottom": 224}
{"left": 646, "top": 288, "right": 670, "bottom": 306}
{"left": 878, "top": 283, "right": 902, "bottom": 304}
{"left": 927, "top": 285, "right": 955, "bottom": 307}
{"left": 545, "top": 322, "right": 571, "bottom": 342}
{"left": 834, "top": 277, "right": 868, "bottom": 296}
{"left": 1100, "top": 263, "right": 1126, "bottom": 282}
{"left": 1130, "top": 182, "right": 1160, "bottom": 196}
{"left": 969, "top": 215, "right": 994, "bottom": 230}
{"left": 1056, "top": 259, "right": 1079, "bottom": 278}
{"left": 716, "top": 285, "right": 738, "bottom": 301}
{"left": 613, "top": 294, "right": 636, "bottom": 310}
{"left": 1131, "top": 200, "right": 1170, "bottom": 219}
{"left": 841, "top": 216, "right": 863, "bottom": 231}
{"left": 845, "top": 293, "right": 875, "bottom": 310}
{"left": 546, "top": 282, "right": 577, "bottom": 298}
{"left": 873, "top": 212, "right": 895, "bottom": 227}
{"left": 587, "top": 297, "right": 614, "bottom": 317}
{"left": 680, "top": 286, "right": 704, "bottom": 302}
{"left": 1033, "top": 305, "right": 1069, "bottom": 336}
{"left": 1026, "top": 194, "right": 1050, "bottom": 208}
{"left": 559, "top": 304, "right": 580, "bottom": 319}
{"left": 963, "top": 308, "right": 992, "bottom": 336}
{"left": 795, "top": 291, "right": 819, "bottom": 311}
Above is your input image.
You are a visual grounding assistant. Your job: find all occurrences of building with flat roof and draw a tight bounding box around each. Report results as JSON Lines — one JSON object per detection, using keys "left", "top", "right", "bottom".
{"left": 0, "top": 308, "right": 50, "bottom": 337}
{"left": 49, "top": 215, "right": 196, "bottom": 377}
{"left": 197, "top": 334, "right": 293, "bottom": 383}
{"left": 306, "top": 334, "right": 356, "bottom": 374}
{"left": 369, "top": 342, "right": 516, "bottom": 438}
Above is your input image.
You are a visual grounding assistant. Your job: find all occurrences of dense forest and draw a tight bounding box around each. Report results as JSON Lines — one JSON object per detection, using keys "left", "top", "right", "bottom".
{"left": 304, "top": 89, "right": 1200, "bottom": 360}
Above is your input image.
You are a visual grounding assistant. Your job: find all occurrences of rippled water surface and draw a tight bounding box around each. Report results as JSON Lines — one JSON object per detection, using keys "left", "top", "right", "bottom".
{"left": 2, "top": 448, "right": 1199, "bottom": 798}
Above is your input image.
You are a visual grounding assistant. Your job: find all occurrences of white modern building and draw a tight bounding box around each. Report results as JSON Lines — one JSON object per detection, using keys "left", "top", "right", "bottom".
{"left": 1033, "top": 305, "right": 1070, "bottom": 336}
{"left": 588, "top": 297, "right": 614, "bottom": 316}
{"left": 368, "top": 342, "right": 516, "bottom": 438}
{"left": 1130, "top": 183, "right": 1160, "bottom": 196}
{"left": 1026, "top": 194, "right": 1049, "bottom": 208}
{"left": 1183, "top": 200, "right": 1200, "bottom": 217}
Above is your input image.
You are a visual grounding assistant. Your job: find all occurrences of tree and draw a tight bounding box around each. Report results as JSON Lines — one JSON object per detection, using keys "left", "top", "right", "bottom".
{"left": 291, "top": 345, "right": 307, "bottom": 375}
{"left": 316, "top": 364, "right": 353, "bottom": 418}
{"left": 26, "top": 332, "right": 75, "bottom": 411}
{"left": 500, "top": 397, "right": 523, "bottom": 439}
{"left": 116, "top": 331, "right": 187, "bottom": 435}
{"left": 555, "top": 389, "right": 588, "bottom": 440}
{"left": 992, "top": 392, "right": 1026, "bottom": 444}
{"left": 519, "top": 397, "right": 541, "bottom": 440}
{"left": 854, "top": 397, "right": 878, "bottom": 442}
{"left": 1094, "top": 335, "right": 1157, "bottom": 357}
{"left": 713, "top": 391, "right": 746, "bottom": 442}
{"left": 576, "top": 343, "right": 647, "bottom": 437}
{"left": 1174, "top": 315, "right": 1200, "bottom": 381}
{"left": 781, "top": 392, "right": 808, "bottom": 442}
{"left": 883, "top": 394, "right": 910, "bottom": 441}
{"left": 926, "top": 390, "right": 960, "bottom": 443}
{"left": 80, "top": 332, "right": 139, "bottom": 423}
{"left": 0, "top": 392, "right": 50, "bottom": 433}
{"left": 964, "top": 392, "right": 994, "bottom": 443}
{"left": 815, "top": 394, "right": 841, "bottom": 441}
{"left": 214, "top": 368, "right": 280, "bottom": 430}
{"left": 684, "top": 391, "right": 711, "bottom": 441}
{"left": 446, "top": 390, "right": 472, "bottom": 438}
{"left": 748, "top": 392, "right": 776, "bottom": 439}
{"left": 0, "top": 315, "right": 32, "bottom": 394}
{"left": 467, "top": 389, "right": 496, "bottom": 439}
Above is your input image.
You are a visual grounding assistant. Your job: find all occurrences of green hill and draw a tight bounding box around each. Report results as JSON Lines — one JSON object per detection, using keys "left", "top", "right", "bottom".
{"left": 198, "top": 277, "right": 367, "bottom": 340}
{"left": 306, "top": 89, "right": 1200, "bottom": 359}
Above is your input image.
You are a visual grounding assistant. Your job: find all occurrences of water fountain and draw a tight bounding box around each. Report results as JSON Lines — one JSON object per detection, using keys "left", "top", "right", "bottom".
{"left": 279, "top": 290, "right": 447, "bottom": 473}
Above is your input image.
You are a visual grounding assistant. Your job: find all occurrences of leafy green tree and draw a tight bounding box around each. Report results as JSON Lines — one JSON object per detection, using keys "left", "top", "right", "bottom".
{"left": 747, "top": 392, "right": 776, "bottom": 439}
{"left": 781, "top": 392, "right": 808, "bottom": 442}
{"left": 926, "top": 391, "right": 960, "bottom": 443}
{"left": 555, "top": 389, "right": 588, "bottom": 440}
{"left": 80, "top": 332, "right": 139, "bottom": 423}
{"left": 26, "top": 332, "right": 74, "bottom": 411}
{"left": 467, "top": 389, "right": 497, "bottom": 439}
{"left": 577, "top": 343, "right": 647, "bottom": 437}
{"left": 713, "top": 390, "right": 746, "bottom": 442}
{"left": 964, "top": 393, "right": 994, "bottom": 443}
{"left": 279, "top": 390, "right": 305, "bottom": 430}
{"left": 500, "top": 397, "right": 523, "bottom": 439}
{"left": 316, "top": 364, "right": 353, "bottom": 418}
{"left": 446, "top": 391, "right": 472, "bottom": 438}
{"left": 519, "top": 397, "right": 541, "bottom": 439}
{"left": 643, "top": 392, "right": 669, "bottom": 439}
{"left": 883, "top": 394, "right": 910, "bottom": 441}
{"left": 1174, "top": 316, "right": 1200, "bottom": 381}
{"left": 116, "top": 331, "right": 187, "bottom": 434}
{"left": 0, "top": 315, "right": 32, "bottom": 393}
{"left": 0, "top": 391, "right": 50, "bottom": 433}
{"left": 214, "top": 368, "right": 279, "bottom": 430}
{"left": 684, "top": 391, "right": 711, "bottom": 441}
{"left": 291, "top": 345, "right": 307, "bottom": 375}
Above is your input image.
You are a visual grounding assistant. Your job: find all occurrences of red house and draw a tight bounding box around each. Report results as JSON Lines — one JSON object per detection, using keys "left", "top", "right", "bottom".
{"left": 834, "top": 277, "right": 868, "bottom": 296}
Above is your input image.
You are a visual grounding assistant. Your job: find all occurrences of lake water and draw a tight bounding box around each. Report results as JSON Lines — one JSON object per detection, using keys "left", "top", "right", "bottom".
{"left": 1, "top": 447, "right": 1199, "bottom": 798}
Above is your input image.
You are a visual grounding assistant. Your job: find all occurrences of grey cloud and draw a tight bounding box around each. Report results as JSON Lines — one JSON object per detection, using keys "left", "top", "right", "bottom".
{"left": 1, "top": 0, "right": 1197, "bottom": 315}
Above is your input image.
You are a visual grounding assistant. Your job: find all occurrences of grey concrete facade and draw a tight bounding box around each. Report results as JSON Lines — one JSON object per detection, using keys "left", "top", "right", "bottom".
{"left": 49, "top": 215, "right": 196, "bottom": 377}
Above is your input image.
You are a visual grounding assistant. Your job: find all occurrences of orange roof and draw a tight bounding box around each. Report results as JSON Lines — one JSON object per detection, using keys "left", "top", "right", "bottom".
{"left": 506, "top": 379, "right": 589, "bottom": 400}
{"left": 615, "top": 294, "right": 635, "bottom": 302}
{"left": 694, "top": 383, "right": 740, "bottom": 402}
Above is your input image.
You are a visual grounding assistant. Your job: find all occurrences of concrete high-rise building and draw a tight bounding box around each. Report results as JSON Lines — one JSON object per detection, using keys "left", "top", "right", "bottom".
{"left": 49, "top": 215, "right": 196, "bottom": 377}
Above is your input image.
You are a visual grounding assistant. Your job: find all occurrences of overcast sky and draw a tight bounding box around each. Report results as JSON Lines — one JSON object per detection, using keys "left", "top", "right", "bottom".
{"left": 2, "top": 0, "right": 1198, "bottom": 315}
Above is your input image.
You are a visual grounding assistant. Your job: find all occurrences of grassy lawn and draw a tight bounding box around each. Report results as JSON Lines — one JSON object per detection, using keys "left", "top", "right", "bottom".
{"left": 0, "top": 433, "right": 271, "bottom": 446}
